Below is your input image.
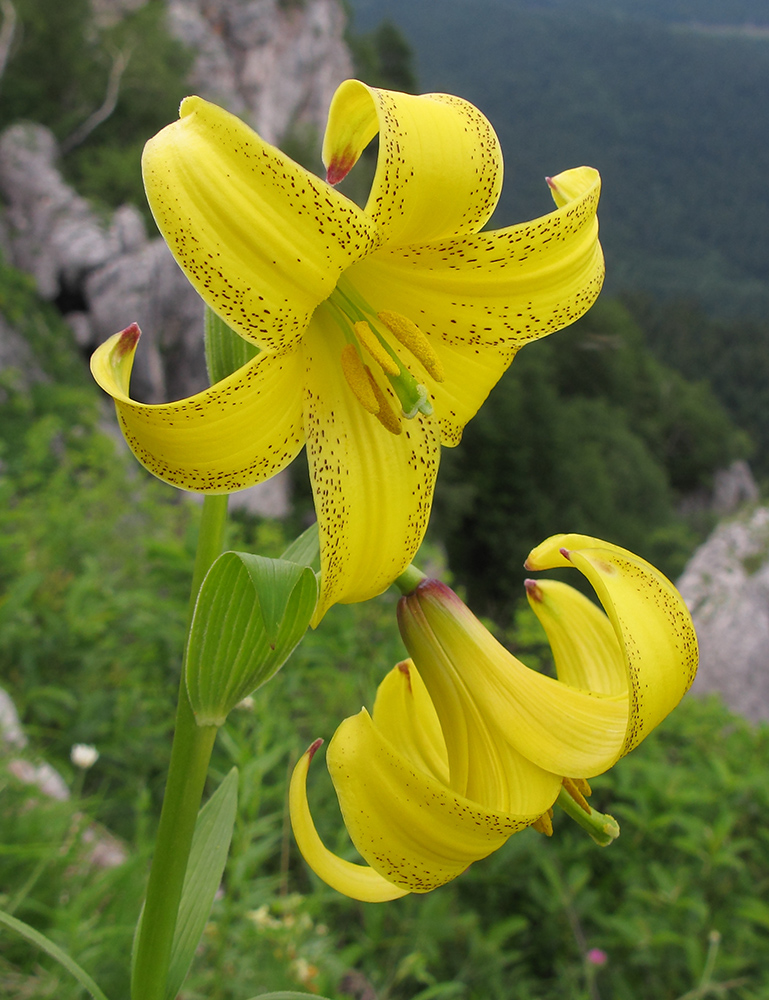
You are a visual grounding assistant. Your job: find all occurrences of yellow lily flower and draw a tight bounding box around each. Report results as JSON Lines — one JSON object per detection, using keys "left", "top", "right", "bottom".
{"left": 90, "top": 81, "right": 604, "bottom": 622}
{"left": 290, "top": 535, "right": 697, "bottom": 899}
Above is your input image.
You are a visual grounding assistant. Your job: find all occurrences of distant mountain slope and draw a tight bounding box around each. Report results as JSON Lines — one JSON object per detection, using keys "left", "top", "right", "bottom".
{"left": 348, "top": 0, "right": 769, "bottom": 317}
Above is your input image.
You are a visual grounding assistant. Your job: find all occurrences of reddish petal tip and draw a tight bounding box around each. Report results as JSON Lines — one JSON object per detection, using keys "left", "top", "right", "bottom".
{"left": 560, "top": 547, "right": 572, "bottom": 562}
{"left": 545, "top": 176, "right": 555, "bottom": 189}
{"left": 115, "top": 322, "right": 141, "bottom": 358}
{"left": 325, "top": 149, "right": 356, "bottom": 186}
{"left": 306, "top": 738, "right": 324, "bottom": 763}
{"left": 524, "top": 579, "right": 543, "bottom": 602}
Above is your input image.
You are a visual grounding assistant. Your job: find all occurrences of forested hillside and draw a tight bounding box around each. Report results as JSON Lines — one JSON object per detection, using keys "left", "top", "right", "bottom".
{"left": 348, "top": 0, "right": 769, "bottom": 321}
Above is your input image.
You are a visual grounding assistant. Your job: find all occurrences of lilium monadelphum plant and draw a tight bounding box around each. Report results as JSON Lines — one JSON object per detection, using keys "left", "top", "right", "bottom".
{"left": 290, "top": 535, "right": 698, "bottom": 899}
{"left": 91, "top": 80, "right": 604, "bottom": 622}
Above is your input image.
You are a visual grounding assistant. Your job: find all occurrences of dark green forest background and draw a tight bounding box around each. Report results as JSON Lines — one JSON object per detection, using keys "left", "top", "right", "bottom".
{"left": 342, "top": 0, "right": 769, "bottom": 614}
{"left": 348, "top": 0, "right": 769, "bottom": 319}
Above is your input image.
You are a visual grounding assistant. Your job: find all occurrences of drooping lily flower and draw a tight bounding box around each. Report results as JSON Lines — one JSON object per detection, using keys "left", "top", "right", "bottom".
{"left": 290, "top": 535, "right": 697, "bottom": 899}
{"left": 90, "top": 81, "right": 604, "bottom": 622}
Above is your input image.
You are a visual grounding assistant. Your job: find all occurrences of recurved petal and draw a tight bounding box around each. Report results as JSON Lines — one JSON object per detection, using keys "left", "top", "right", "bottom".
{"left": 399, "top": 580, "right": 628, "bottom": 779}
{"left": 303, "top": 307, "right": 441, "bottom": 624}
{"left": 289, "top": 741, "right": 409, "bottom": 902}
{"left": 323, "top": 80, "right": 503, "bottom": 247}
{"left": 91, "top": 326, "right": 305, "bottom": 492}
{"left": 142, "top": 96, "right": 379, "bottom": 352}
{"left": 372, "top": 660, "right": 449, "bottom": 786}
{"left": 525, "top": 534, "right": 699, "bottom": 757}
{"left": 525, "top": 579, "right": 627, "bottom": 696}
{"left": 348, "top": 167, "right": 603, "bottom": 445}
{"left": 327, "top": 709, "right": 539, "bottom": 894}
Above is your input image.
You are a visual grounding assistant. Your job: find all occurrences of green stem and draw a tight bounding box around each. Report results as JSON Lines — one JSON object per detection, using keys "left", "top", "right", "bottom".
{"left": 555, "top": 786, "right": 620, "bottom": 847}
{"left": 393, "top": 563, "right": 427, "bottom": 595}
{"left": 131, "top": 494, "right": 229, "bottom": 1000}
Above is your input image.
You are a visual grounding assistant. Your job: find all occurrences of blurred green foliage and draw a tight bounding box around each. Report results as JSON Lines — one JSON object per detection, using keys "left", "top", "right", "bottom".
{"left": 432, "top": 297, "right": 748, "bottom": 621}
{"left": 0, "top": 253, "right": 766, "bottom": 998}
{"left": 625, "top": 293, "right": 769, "bottom": 483}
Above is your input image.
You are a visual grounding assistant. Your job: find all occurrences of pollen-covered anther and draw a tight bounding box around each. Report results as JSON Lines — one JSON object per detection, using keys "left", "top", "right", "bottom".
{"left": 366, "top": 369, "right": 402, "bottom": 436}
{"left": 572, "top": 776, "right": 592, "bottom": 798}
{"left": 353, "top": 321, "right": 399, "bottom": 375}
{"left": 340, "top": 344, "right": 379, "bottom": 415}
{"left": 562, "top": 776, "right": 591, "bottom": 815}
{"left": 378, "top": 311, "right": 446, "bottom": 382}
{"left": 532, "top": 808, "right": 554, "bottom": 837}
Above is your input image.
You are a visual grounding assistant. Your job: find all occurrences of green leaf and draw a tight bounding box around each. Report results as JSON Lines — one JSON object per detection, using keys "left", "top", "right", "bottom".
{"left": 239, "top": 553, "right": 306, "bottom": 646}
{"left": 166, "top": 767, "right": 239, "bottom": 1000}
{"left": 204, "top": 305, "right": 259, "bottom": 384}
{"left": 186, "top": 552, "right": 318, "bottom": 726}
{"left": 281, "top": 522, "right": 320, "bottom": 573}
{"left": 0, "top": 908, "right": 110, "bottom": 1000}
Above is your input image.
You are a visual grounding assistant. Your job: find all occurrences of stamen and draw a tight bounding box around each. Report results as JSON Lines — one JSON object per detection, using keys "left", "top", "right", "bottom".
{"left": 340, "top": 344, "right": 379, "bottom": 415}
{"left": 354, "top": 321, "right": 400, "bottom": 376}
{"left": 572, "top": 776, "right": 592, "bottom": 798}
{"left": 378, "top": 311, "right": 446, "bottom": 382}
{"left": 562, "top": 776, "right": 591, "bottom": 815}
{"left": 532, "top": 808, "right": 554, "bottom": 837}
{"left": 366, "top": 370, "right": 402, "bottom": 435}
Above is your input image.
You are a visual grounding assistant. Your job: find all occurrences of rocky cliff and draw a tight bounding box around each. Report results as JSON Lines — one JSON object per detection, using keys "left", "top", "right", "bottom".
{"left": 0, "top": 0, "right": 354, "bottom": 515}
{"left": 678, "top": 491, "right": 769, "bottom": 723}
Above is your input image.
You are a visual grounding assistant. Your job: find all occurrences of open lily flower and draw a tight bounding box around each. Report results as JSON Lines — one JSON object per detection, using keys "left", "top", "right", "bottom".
{"left": 90, "top": 81, "right": 604, "bottom": 622}
{"left": 290, "top": 534, "right": 697, "bottom": 899}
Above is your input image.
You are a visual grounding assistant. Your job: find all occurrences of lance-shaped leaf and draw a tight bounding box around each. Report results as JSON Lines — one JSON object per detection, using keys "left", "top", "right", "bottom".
{"left": 204, "top": 305, "right": 259, "bottom": 384}
{"left": 281, "top": 522, "right": 321, "bottom": 574}
{"left": 186, "top": 552, "right": 317, "bottom": 726}
{"left": 166, "top": 767, "right": 239, "bottom": 1000}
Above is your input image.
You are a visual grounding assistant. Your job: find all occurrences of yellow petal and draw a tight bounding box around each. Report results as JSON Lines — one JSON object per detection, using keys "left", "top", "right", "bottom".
{"left": 303, "top": 306, "right": 441, "bottom": 624}
{"left": 142, "top": 96, "right": 379, "bottom": 352}
{"left": 525, "top": 579, "right": 627, "bottom": 696}
{"left": 398, "top": 580, "right": 628, "bottom": 779}
{"left": 346, "top": 166, "right": 603, "bottom": 445}
{"left": 371, "top": 660, "right": 449, "bottom": 786}
{"left": 327, "top": 709, "right": 541, "bottom": 894}
{"left": 289, "top": 741, "right": 408, "bottom": 902}
{"left": 525, "top": 534, "right": 698, "bottom": 757}
{"left": 323, "top": 80, "right": 503, "bottom": 247}
{"left": 91, "top": 326, "right": 305, "bottom": 492}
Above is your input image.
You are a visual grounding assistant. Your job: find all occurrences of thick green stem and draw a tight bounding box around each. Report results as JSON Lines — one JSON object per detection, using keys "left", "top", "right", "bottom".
{"left": 394, "top": 563, "right": 427, "bottom": 595}
{"left": 131, "top": 494, "right": 228, "bottom": 1000}
{"left": 556, "top": 786, "right": 620, "bottom": 847}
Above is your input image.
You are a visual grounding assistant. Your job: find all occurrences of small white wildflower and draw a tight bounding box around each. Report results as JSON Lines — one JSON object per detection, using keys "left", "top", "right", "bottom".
{"left": 246, "top": 905, "right": 280, "bottom": 930}
{"left": 71, "top": 744, "right": 99, "bottom": 769}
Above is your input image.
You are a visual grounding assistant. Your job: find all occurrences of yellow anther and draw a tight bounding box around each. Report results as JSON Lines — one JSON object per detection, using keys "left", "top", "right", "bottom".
{"left": 366, "top": 369, "right": 402, "bottom": 436}
{"left": 532, "top": 808, "right": 554, "bottom": 837}
{"left": 353, "top": 321, "right": 399, "bottom": 376}
{"left": 340, "top": 344, "right": 379, "bottom": 415}
{"left": 572, "top": 776, "right": 592, "bottom": 798}
{"left": 378, "top": 311, "right": 445, "bottom": 382}
{"left": 562, "top": 776, "right": 591, "bottom": 815}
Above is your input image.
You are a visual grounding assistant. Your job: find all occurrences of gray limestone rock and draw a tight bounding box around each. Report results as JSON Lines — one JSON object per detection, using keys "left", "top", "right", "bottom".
{"left": 0, "top": 0, "right": 354, "bottom": 518}
{"left": 0, "top": 123, "right": 121, "bottom": 301}
{"left": 678, "top": 505, "right": 769, "bottom": 722}
{"left": 167, "top": 0, "right": 354, "bottom": 146}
